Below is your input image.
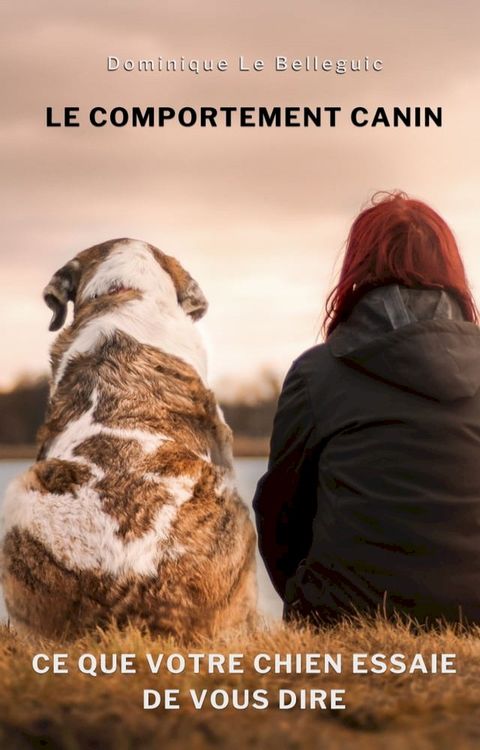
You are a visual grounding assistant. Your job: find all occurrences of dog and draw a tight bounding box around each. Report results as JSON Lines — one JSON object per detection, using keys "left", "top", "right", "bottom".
{"left": 0, "top": 238, "right": 257, "bottom": 641}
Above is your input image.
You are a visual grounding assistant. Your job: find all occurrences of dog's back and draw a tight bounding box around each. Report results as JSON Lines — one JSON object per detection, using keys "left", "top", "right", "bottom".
{"left": 1, "top": 240, "right": 257, "bottom": 640}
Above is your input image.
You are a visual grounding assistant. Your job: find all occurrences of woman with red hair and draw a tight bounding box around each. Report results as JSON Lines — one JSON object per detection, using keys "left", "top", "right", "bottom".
{"left": 254, "top": 192, "right": 480, "bottom": 626}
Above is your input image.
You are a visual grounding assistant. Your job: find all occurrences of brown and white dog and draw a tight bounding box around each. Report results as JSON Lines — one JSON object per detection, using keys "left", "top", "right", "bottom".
{"left": 0, "top": 238, "right": 257, "bottom": 641}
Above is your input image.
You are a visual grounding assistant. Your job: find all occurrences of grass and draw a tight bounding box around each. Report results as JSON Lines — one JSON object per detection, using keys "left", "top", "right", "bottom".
{"left": 1, "top": 615, "right": 480, "bottom": 749}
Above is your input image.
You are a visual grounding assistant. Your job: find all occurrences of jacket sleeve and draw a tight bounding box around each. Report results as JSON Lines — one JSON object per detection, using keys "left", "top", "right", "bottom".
{"left": 253, "top": 359, "right": 318, "bottom": 599}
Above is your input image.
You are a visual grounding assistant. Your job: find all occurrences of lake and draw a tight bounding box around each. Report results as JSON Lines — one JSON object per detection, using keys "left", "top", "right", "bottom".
{"left": 0, "top": 458, "right": 282, "bottom": 624}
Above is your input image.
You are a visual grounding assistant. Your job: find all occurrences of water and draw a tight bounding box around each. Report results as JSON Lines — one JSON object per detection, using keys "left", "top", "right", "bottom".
{"left": 0, "top": 458, "right": 282, "bottom": 624}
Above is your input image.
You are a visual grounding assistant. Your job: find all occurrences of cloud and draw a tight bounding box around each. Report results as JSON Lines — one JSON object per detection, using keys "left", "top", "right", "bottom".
{"left": 1, "top": 1, "right": 480, "bottom": 390}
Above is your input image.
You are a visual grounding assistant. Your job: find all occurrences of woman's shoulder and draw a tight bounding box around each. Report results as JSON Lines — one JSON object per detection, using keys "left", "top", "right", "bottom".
{"left": 285, "top": 343, "right": 339, "bottom": 397}
{"left": 291, "top": 342, "right": 335, "bottom": 373}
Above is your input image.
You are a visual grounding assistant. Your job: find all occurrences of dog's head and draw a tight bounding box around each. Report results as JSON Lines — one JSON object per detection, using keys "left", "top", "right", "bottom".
{"left": 42, "top": 238, "right": 208, "bottom": 331}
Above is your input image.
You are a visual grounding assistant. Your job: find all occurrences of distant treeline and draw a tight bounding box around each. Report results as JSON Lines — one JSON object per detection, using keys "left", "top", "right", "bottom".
{"left": 0, "top": 375, "right": 279, "bottom": 446}
{"left": 0, "top": 378, "right": 50, "bottom": 445}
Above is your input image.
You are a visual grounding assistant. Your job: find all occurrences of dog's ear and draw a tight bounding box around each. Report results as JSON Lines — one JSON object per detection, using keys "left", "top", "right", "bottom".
{"left": 43, "top": 260, "right": 81, "bottom": 331}
{"left": 162, "top": 254, "right": 208, "bottom": 320}
{"left": 179, "top": 276, "right": 208, "bottom": 321}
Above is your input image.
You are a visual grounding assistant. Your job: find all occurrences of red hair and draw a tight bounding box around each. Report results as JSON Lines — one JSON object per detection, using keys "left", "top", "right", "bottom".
{"left": 323, "top": 191, "right": 478, "bottom": 337}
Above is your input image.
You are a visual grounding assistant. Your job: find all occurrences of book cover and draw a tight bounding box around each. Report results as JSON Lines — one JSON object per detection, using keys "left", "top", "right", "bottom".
{"left": 1, "top": 2, "right": 479, "bottom": 748}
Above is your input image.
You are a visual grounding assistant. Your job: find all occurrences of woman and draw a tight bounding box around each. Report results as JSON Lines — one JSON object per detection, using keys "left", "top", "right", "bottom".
{"left": 253, "top": 191, "right": 480, "bottom": 626}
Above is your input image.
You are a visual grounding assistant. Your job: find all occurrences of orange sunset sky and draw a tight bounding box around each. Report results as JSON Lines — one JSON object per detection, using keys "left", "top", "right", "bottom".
{"left": 1, "top": 0, "right": 479, "bottom": 397}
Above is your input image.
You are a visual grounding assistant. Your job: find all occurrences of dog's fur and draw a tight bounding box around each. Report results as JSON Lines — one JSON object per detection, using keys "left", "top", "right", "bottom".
{"left": 0, "top": 239, "right": 257, "bottom": 641}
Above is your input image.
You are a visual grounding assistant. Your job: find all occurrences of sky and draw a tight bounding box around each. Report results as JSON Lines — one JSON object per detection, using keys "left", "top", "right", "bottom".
{"left": 1, "top": 0, "right": 480, "bottom": 397}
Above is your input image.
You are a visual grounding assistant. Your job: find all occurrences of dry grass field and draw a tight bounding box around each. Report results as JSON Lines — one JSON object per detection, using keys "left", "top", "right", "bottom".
{"left": 0, "top": 615, "right": 479, "bottom": 750}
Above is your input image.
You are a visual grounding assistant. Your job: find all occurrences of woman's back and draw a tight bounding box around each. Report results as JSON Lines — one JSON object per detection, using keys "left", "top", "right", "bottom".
{"left": 282, "top": 284, "right": 480, "bottom": 624}
{"left": 254, "top": 192, "right": 480, "bottom": 626}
